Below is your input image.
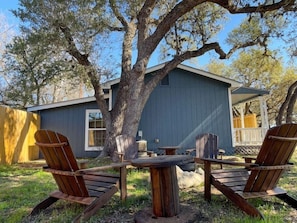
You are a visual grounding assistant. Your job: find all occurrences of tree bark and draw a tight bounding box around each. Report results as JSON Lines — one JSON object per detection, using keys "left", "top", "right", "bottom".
{"left": 276, "top": 81, "right": 297, "bottom": 125}
{"left": 286, "top": 83, "right": 297, "bottom": 123}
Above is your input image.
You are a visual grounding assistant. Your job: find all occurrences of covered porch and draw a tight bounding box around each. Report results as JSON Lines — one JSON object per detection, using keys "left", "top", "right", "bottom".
{"left": 231, "top": 87, "right": 269, "bottom": 153}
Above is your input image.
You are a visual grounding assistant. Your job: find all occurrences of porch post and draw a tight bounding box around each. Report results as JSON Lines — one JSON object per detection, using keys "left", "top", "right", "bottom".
{"left": 228, "top": 88, "right": 235, "bottom": 147}
{"left": 259, "top": 96, "right": 269, "bottom": 137}
{"left": 239, "top": 103, "right": 245, "bottom": 142}
{"left": 240, "top": 103, "right": 245, "bottom": 128}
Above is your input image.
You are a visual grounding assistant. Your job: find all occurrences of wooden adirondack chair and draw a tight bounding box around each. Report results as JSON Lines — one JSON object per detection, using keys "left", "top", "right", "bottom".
{"left": 114, "top": 134, "right": 138, "bottom": 162}
{"left": 30, "top": 129, "right": 128, "bottom": 223}
{"left": 203, "top": 124, "right": 297, "bottom": 218}
{"left": 186, "top": 133, "right": 225, "bottom": 167}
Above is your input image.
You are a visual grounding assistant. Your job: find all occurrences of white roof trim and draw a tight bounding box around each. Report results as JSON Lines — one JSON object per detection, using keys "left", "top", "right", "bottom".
{"left": 27, "top": 96, "right": 97, "bottom": 112}
{"left": 103, "top": 63, "right": 241, "bottom": 88}
{"left": 27, "top": 64, "right": 241, "bottom": 112}
{"left": 176, "top": 64, "right": 241, "bottom": 88}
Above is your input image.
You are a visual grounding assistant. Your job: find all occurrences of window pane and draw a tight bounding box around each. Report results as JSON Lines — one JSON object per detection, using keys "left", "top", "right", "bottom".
{"left": 89, "top": 112, "right": 105, "bottom": 128}
{"left": 95, "top": 118, "right": 105, "bottom": 128}
{"left": 88, "top": 130, "right": 106, "bottom": 147}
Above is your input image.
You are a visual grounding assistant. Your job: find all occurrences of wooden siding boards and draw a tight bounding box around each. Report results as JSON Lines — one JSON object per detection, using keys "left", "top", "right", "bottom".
{"left": 31, "top": 66, "right": 235, "bottom": 158}
{"left": 138, "top": 68, "right": 233, "bottom": 154}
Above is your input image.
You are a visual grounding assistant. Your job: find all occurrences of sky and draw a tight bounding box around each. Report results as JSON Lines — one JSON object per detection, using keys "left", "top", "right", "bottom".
{"left": 0, "top": 0, "right": 19, "bottom": 18}
{"left": 0, "top": 0, "right": 20, "bottom": 30}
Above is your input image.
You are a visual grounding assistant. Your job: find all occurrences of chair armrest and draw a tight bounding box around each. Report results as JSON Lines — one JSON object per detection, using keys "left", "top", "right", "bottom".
{"left": 44, "top": 167, "right": 81, "bottom": 176}
{"left": 76, "top": 161, "right": 130, "bottom": 174}
{"left": 250, "top": 164, "right": 293, "bottom": 171}
{"left": 201, "top": 158, "right": 258, "bottom": 167}
{"left": 268, "top": 135, "right": 297, "bottom": 141}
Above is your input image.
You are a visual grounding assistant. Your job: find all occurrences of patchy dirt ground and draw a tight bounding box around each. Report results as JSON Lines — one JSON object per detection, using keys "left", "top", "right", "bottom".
{"left": 133, "top": 204, "right": 209, "bottom": 223}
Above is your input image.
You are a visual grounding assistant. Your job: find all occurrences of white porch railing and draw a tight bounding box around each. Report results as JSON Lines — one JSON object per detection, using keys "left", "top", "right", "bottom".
{"left": 234, "top": 127, "right": 268, "bottom": 146}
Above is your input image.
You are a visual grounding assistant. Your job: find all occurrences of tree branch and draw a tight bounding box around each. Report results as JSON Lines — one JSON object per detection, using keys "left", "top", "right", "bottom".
{"left": 121, "top": 23, "right": 137, "bottom": 74}
{"left": 58, "top": 23, "right": 90, "bottom": 66}
{"left": 286, "top": 84, "right": 297, "bottom": 123}
{"left": 276, "top": 80, "right": 297, "bottom": 125}
{"left": 109, "top": 0, "right": 129, "bottom": 28}
{"left": 145, "top": 34, "right": 272, "bottom": 93}
{"left": 140, "top": 0, "right": 206, "bottom": 59}
{"left": 57, "top": 22, "right": 110, "bottom": 121}
{"left": 211, "top": 0, "right": 296, "bottom": 14}
{"left": 137, "top": 0, "right": 157, "bottom": 48}
{"left": 107, "top": 2, "right": 137, "bottom": 74}
{"left": 144, "top": 42, "right": 224, "bottom": 92}
{"left": 140, "top": 0, "right": 294, "bottom": 61}
{"left": 225, "top": 35, "right": 269, "bottom": 58}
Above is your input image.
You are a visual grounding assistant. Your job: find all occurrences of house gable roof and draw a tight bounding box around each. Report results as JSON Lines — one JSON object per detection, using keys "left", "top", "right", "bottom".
{"left": 103, "top": 63, "right": 241, "bottom": 89}
{"left": 27, "top": 96, "right": 97, "bottom": 112}
{"left": 27, "top": 64, "right": 267, "bottom": 112}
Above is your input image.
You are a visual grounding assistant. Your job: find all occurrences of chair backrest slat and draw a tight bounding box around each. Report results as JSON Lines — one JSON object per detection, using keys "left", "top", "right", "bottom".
{"left": 35, "top": 130, "right": 89, "bottom": 197}
{"left": 244, "top": 124, "right": 297, "bottom": 192}
{"left": 196, "top": 133, "right": 218, "bottom": 159}
{"left": 114, "top": 135, "right": 138, "bottom": 162}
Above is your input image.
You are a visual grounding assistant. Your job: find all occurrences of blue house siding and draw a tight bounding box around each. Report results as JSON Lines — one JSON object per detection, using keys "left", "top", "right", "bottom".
{"left": 28, "top": 65, "right": 240, "bottom": 158}
{"left": 138, "top": 68, "right": 233, "bottom": 154}
{"left": 37, "top": 101, "right": 99, "bottom": 158}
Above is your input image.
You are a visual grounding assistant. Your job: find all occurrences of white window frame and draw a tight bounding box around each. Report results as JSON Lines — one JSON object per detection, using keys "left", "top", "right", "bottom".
{"left": 85, "top": 109, "right": 106, "bottom": 151}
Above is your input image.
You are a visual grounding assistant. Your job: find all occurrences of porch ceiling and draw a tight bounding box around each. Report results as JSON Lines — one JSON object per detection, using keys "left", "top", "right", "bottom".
{"left": 231, "top": 87, "right": 269, "bottom": 105}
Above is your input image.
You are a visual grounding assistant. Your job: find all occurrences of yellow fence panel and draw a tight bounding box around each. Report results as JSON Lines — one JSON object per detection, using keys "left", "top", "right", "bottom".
{"left": 0, "top": 106, "right": 40, "bottom": 165}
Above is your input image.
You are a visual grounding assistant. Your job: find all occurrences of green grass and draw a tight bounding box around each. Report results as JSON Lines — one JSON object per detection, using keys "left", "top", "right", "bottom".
{"left": 0, "top": 165, "right": 56, "bottom": 223}
{"left": 1, "top": 153, "right": 297, "bottom": 223}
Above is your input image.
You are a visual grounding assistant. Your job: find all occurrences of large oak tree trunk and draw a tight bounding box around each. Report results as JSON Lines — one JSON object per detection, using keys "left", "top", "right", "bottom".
{"left": 98, "top": 69, "right": 152, "bottom": 158}
{"left": 99, "top": 66, "right": 161, "bottom": 158}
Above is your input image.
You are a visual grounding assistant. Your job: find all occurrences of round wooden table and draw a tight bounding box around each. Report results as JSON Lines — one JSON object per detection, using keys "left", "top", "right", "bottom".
{"left": 158, "top": 146, "right": 181, "bottom": 155}
{"left": 131, "top": 155, "right": 193, "bottom": 217}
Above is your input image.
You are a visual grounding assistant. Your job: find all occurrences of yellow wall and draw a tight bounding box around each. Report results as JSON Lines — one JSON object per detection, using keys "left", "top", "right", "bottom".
{"left": 233, "top": 113, "right": 257, "bottom": 128}
{"left": 0, "top": 106, "right": 40, "bottom": 165}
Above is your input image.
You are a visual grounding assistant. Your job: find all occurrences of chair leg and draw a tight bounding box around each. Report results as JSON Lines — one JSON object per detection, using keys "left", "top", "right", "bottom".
{"left": 276, "top": 194, "right": 297, "bottom": 209}
{"left": 72, "top": 186, "right": 118, "bottom": 223}
{"left": 212, "top": 180, "right": 263, "bottom": 218}
{"left": 204, "top": 161, "right": 211, "bottom": 201}
{"left": 30, "top": 196, "right": 59, "bottom": 215}
{"left": 228, "top": 193, "right": 263, "bottom": 218}
{"left": 120, "top": 165, "right": 127, "bottom": 201}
